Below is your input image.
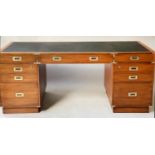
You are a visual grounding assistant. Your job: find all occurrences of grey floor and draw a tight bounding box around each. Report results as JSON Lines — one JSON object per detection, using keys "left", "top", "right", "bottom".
{"left": 0, "top": 64, "right": 154, "bottom": 118}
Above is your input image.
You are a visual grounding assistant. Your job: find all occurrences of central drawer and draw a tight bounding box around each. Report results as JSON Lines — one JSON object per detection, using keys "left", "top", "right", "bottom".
{"left": 113, "top": 83, "right": 153, "bottom": 107}
{"left": 40, "top": 53, "right": 113, "bottom": 64}
{"left": 1, "top": 83, "right": 39, "bottom": 108}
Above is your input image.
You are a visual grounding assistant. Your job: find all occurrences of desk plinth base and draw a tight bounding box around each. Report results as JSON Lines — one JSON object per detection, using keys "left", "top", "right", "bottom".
{"left": 113, "top": 107, "right": 149, "bottom": 113}
{"left": 3, "top": 107, "right": 40, "bottom": 114}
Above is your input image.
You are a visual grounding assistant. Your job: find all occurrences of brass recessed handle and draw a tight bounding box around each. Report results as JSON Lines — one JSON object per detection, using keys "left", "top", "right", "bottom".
{"left": 89, "top": 56, "right": 99, "bottom": 61}
{"left": 52, "top": 56, "right": 62, "bottom": 61}
{"left": 12, "top": 56, "right": 22, "bottom": 61}
{"left": 15, "top": 93, "right": 24, "bottom": 97}
{"left": 128, "top": 75, "right": 138, "bottom": 80}
{"left": 13, "top": 67, "right": 23, "bottom": 72}
{"left": 130, "top": 56, "right": 140, "bottom": 61}
{"left": 14, "top": 76, "right": 23, "bottom": 81}
{"left": 128, "top": 92, "right": 137, "bottom": 97}
{"left": 129, "top": 66, "right": 138, "bottom": 71}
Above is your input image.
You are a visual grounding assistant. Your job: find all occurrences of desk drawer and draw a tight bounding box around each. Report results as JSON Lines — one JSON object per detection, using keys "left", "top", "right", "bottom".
{"left": 115, "top": 53, "right": 153, "bottom": 62}
{"left": 1, "top": 83, "right": 39, "bottom": 108}
{"left": 114, "top": 73, "right": 153, "bottom": 82}
{"left": 0, "top": 74, "right": 38, "bottom": 83}
{"left": 75, "top": 54, "right": 113, "bottom": 63}
{"left": 40, "top": 54, "right": 76, "bottom": 63}
{"left": 40, "top": 53, "right": 113, "bottom": 63}
{"left": 0, "top": 54, "right": 36, "bottom": 63}
{"left": 113, "top": 83, "right": 153, "bottom": 107}
{"left": 113, "top": 63, "right": 154, "bottom": 73}
{"left": 0, "top": 64, "right": 38, "bottom": 74}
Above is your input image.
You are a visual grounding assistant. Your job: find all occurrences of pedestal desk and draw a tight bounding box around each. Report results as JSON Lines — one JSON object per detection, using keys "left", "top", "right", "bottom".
{"left": 0, "top": 42, "right": 154, "bottom": 114}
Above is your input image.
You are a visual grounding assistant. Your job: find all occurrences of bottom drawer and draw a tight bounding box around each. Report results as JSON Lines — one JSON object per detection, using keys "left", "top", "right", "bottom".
{"left": 1, "top": 83, "right": 40, "bottom": 108}
{"left": 113, "top": 83, "right": 153, "bottom": 107}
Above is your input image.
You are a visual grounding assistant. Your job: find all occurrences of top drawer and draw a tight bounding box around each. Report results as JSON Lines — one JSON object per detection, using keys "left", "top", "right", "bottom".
{"left": 0, "top": 53, "right": 36, "bottom": 64}
{"left": 115, "top": 53, "right": 153, "bottom": 63}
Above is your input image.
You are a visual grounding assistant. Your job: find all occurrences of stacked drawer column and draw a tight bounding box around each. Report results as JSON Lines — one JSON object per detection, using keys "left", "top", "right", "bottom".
{"left": 105, "top": 53, "right": 154, "bottom": 113}
{"left": 0, "top": 54, "right": 45, "bottom": 114}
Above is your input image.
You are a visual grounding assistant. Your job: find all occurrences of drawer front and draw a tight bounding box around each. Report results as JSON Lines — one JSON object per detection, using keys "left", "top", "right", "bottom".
{"left": 40, "top": 54, "right": 76, "bottom": 63}
{"left": 113, "top": 63, "right": 154, "bottom": 73}
{"left": 0, "top": 54, "right": 36, "bottom": 63}
{"left": 2, "top": 98, "right": 39, "bottom": 108}
{"left": 115, "top": 53, "right": 153, "bottom": 62}
{"left": 0, "top": 74, "right": 38, "bottom": 83}
{"left": 40, "top": 53, "right": 113, "bottom": 64}
{"left": 114, "top": 73, "right": 153, "bottom": 82}
{"left": 75, "top": 54, "right": 113, "bottom": 63}
{"left": 1, "top": 83, "right": 39, "bottom": 107}
{"left": 113, "top": 83, "right": 153, "bottom": 107}
{"left": 0, "top": 64, "right": 38, "bottom": 74}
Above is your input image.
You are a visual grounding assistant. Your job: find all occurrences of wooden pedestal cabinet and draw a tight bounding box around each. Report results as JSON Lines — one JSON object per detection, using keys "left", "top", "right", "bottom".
{"left": 0, "top": 64, "right": 46, "bottom": 113}
{"left": 105, "top": 61, "right": 154, "bottom": 113}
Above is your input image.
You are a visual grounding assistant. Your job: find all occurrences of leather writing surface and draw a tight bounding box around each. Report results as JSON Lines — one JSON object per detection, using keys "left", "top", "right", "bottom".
{"left": 2, "top": 42, "right": 150, "bottom": 53}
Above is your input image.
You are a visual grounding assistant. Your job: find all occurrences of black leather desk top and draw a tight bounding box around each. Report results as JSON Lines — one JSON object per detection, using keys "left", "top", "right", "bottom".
{"left": 2, "top": 42, "right": 150, "bottom": 53}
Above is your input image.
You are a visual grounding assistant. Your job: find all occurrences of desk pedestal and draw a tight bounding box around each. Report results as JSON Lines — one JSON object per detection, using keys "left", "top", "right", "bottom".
{"left": 105, "top": 63, "right": 154, "bottom": 113}
{"left": 0, "top": 64, "right": 46, "bottom": 114}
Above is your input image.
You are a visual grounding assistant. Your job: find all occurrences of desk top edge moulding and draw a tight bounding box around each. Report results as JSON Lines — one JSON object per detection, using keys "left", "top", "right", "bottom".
{"left": 0, "top": 41, "right": 154, "bottom": 114}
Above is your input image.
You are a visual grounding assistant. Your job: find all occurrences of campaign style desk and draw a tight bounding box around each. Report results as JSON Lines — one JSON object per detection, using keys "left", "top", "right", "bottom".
{"left": 0, "top": 42, "right": 154, "bottom": 114}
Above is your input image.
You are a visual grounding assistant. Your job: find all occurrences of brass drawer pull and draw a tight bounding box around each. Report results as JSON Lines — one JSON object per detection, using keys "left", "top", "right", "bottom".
{"left": 128, "top": 75, "right": 138, "bottom": 80}
{"left": 128, "top": 92, "right": 137, "bottom": 97}
{"left": 129, "top": 66, "right": 138, "bottom": 71}
{"left": 130, "top": 56, "right": 140, "bottom": 61}
{"left": 52, "top": 56, "right": 62, "bottom": 61}
{"left": 12, "top": 56, "right": 22, "bottom": 62}
{"left": 15, "top": 93, "right": 24, "bottom": 97}
{"left": 13, "top": 67, "right": 23, "bottom": 72}
{"left": 14, "top": 76, "right": 23, "bottom": 81}
{"left": 89, "top": 56, "right": 99, "bottom": 61}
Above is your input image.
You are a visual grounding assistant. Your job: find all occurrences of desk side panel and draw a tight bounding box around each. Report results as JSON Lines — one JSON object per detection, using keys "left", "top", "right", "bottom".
{"left": 39, "top": 64, "right": 47, "bottom": 105}
{"left": 104, "top": 64, "right": 113, "bottom": 104}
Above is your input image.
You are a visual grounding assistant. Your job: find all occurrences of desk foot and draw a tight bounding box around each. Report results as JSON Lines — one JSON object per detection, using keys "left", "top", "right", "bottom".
{"left": 3, "top": 107, "right": 40, "bottom": 114}
{"left": 113, "top": 107, "right": 149, "bottom": 113}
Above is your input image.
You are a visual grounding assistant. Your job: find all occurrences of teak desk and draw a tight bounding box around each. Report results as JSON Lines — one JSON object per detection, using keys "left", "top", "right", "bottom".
{"left": 0, "top": 42, "right": 154, "bottom": 114}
